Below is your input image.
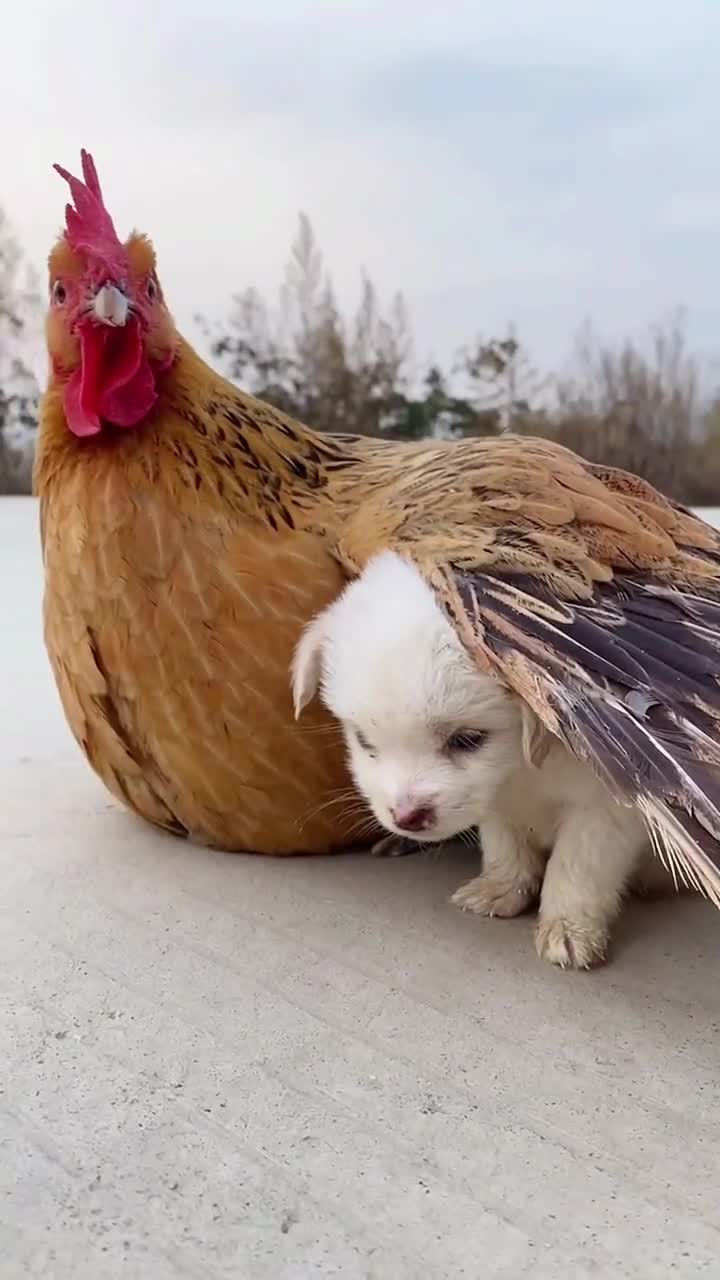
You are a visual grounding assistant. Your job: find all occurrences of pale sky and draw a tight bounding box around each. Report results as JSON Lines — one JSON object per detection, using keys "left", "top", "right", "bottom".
{"left": 3, "top": 0, "right": 720, "bottom": 384}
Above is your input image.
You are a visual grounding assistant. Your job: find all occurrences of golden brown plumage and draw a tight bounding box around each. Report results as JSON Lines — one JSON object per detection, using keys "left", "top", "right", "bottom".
{"left": 36, "top": 152, "right": 720, "bottom": 900}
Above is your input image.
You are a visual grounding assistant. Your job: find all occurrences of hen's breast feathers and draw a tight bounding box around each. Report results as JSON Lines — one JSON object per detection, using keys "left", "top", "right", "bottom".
{"left": 40, "top": 469, "right": 360, "bottom": 852}
{"left": 331, "top": 442, "right": 720, "bottom": 904}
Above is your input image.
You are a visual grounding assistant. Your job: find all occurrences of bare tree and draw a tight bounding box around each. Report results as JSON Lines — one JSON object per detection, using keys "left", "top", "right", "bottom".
{"left": 457, "top": 328, "right": 550, "bottom": 432}
{"left": 542, "top": 315, "right": 702, "bottom": 497}
{"left": 205, "top": 217, "right": 720, "bottom": 498}
{"left": 208, "top": 213, "right": 411, "bottom": 437}
{"left": 0, "top": 207, "right": 41, "bottom": 494}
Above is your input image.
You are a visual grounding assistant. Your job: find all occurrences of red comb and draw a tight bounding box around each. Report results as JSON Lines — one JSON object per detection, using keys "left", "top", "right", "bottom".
{"left": 53, "top": 149, "right": 128, "bottom": 277}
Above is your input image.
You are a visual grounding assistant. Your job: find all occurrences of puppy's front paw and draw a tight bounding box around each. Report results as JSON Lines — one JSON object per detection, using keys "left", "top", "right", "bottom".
{"left": 451, "top": 874, "right": 539, "bottom": 919}
{"left": 370, "top": 834, "right": 422, "bottom": 858}
{"left": 535, "top": 917, "right": 608, "bottom": 970}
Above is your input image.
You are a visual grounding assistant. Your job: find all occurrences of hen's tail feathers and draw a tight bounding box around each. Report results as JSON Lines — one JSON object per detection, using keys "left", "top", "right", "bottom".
{"left": 450, "top": 569, "right": 720, "bottom": 908}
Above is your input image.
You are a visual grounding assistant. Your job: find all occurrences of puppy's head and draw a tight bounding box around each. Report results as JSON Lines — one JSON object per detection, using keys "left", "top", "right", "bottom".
{"left": 293, "top": 552, "right": 547, "bottom": 842}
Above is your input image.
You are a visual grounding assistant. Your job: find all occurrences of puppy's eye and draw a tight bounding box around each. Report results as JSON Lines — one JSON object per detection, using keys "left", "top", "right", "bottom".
{"left": 446, "top": 730, "right": 487, "bottom": 753}
{"left": 355, "top": 729, "right": 376, "bottom": 755}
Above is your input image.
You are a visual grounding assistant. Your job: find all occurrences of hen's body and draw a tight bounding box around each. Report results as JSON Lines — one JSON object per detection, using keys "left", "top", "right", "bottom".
{"left": 37, "top": 336, "right": 720, "bottom": 854}
{"left": 37, "top": 153, "right": 720, "bottom": 895}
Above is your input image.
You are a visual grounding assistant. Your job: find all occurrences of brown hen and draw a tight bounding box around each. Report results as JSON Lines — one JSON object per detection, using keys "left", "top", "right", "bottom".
{"left": 35, "top": 151, "right": 720, "bottom": 902}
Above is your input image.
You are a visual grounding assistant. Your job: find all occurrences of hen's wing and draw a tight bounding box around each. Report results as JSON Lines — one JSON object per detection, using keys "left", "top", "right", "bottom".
{"left": 440, "top": 563, "right": 720, "bottom": 906}
{"left": 335, "top": 440, "right": 720, "bottom": 905}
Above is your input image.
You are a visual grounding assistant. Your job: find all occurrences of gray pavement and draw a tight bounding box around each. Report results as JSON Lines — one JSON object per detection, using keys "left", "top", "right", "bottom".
{"left": 2, "top": 497, "right": 719, "bottom": 1279}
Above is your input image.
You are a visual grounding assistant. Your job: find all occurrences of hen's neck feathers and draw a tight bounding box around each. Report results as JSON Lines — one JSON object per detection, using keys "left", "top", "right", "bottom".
{"left": 35, "top": 334, "right": 366, "bottom": 525}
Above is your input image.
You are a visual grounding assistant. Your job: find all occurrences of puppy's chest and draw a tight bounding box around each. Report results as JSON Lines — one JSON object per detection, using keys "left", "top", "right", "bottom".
{"left": 496, "top": 768, "right": 563, "bottom": 849}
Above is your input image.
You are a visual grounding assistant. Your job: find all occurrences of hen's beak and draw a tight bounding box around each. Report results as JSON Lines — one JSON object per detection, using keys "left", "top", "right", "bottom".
{"left": 93, "top": 284, "right": 129, "bottom": 327}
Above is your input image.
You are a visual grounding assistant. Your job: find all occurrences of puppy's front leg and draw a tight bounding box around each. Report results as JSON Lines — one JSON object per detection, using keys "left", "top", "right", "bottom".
{"left": 536, "top": 806, "right": 644, "bottom": 969}
{"left": 451, "top": 812, "right": 544, "bottom": 918}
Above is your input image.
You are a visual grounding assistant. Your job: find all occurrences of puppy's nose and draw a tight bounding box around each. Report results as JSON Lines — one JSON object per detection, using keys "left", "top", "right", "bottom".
{"left": 391, "top": 803, "right": 437, "bottom": 833}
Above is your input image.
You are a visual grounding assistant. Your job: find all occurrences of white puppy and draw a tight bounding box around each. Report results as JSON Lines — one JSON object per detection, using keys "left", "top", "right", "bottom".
{"left": 292, "top": 551, "right": 671, "bottom": 969}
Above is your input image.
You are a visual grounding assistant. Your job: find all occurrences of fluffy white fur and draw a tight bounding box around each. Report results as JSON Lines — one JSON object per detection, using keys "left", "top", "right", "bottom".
{"left": 292, "top": 551, "right": 674, "bottom": 969}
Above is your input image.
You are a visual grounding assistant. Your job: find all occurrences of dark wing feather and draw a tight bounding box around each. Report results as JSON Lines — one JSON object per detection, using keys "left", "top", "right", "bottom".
{"left": 441, "top": 565, "right": 720, "bottom": 905}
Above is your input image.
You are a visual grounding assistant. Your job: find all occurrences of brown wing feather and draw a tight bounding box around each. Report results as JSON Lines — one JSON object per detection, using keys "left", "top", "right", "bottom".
{"left": 335, "top": 441, "right": 720, "bottom": 903}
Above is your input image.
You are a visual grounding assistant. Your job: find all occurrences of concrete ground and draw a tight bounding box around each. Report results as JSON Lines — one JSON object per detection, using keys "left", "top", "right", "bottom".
{"left": 2, "top": 495, "right": 719, "bottom": 1279}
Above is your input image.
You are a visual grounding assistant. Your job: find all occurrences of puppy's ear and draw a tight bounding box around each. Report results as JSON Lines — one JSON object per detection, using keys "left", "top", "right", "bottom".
{"left": 291, "top": 612, "right": 328, "bottom": 718}
{"left": 520, "top": 702, "right": 551, "bottom": 769}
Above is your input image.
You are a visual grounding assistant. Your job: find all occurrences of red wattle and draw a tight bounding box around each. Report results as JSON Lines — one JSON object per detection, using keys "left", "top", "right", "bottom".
{"left": 64, "top": 369, "right": 102, "bottom": 437}
{"left": 101, "top": 358, "right": 158, "bottom": 427}
{"left": 63, "top": 316, "right": 160, "bottom": 438}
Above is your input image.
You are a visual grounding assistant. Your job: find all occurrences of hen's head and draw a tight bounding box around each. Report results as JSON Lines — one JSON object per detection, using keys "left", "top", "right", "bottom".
{"left": 47, "top": 149, "right": 177, "bottom": 438}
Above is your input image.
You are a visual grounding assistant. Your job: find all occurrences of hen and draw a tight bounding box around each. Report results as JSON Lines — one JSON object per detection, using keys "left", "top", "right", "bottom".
{"left": 36, "top": 151, "right": 720, "bottom": 904}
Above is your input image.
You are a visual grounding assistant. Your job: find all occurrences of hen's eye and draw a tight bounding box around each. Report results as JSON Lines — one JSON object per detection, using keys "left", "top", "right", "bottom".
{"left": 147, "top": 277, "right": 157, "bottom": 301}
{"left": 52, "top": 281, "right": 66, "bottom": 305}
{"left": 446, "top": 730, "right": 487, "bottom": 753}
{"left": 355, "top": 729, "right": 376, "bottom": 755}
